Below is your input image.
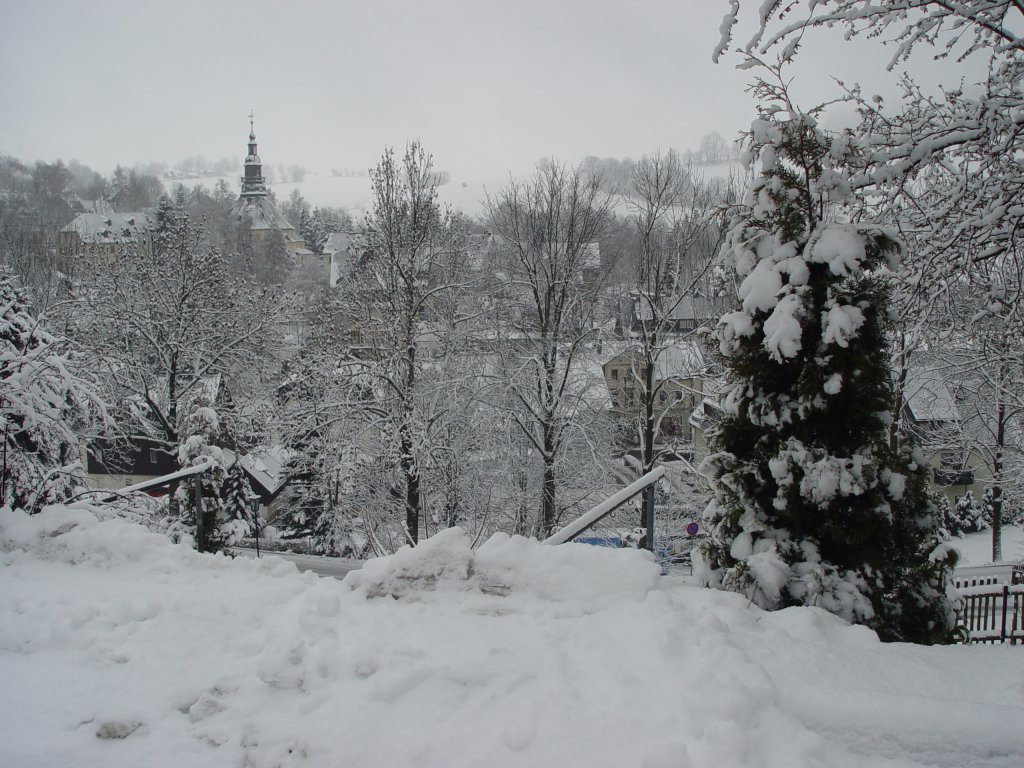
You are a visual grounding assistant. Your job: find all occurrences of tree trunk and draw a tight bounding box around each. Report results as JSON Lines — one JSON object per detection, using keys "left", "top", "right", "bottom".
{"left": 541, "top": 460, "right": 556, "bottom": 539}
{"left": 992, "top": 394, "right": 1005, "bottom": 562}
{"left": 400, "top": 421, "right": 420, "bottom": 546}
{"left": 642, "top": 355, "right": 657, "bottom": 526}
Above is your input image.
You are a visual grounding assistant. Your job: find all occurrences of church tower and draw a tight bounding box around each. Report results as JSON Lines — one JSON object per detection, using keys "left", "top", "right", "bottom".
{"left": 241, "top": 112, "right": 268, "bottom": 198}
{"left": 229, "top": 114, "right": 308, "bottom": 261}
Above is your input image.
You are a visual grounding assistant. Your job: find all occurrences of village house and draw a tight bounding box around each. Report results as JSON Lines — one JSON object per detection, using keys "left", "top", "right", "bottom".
{"left": 602, "top": 340, "right": 706, "bottom": 458}
{"left": 618, "top": 292, "right": 728, "bottom": 337}
{"left": 57, "top": 210, "right": 153, "bottom": 275}
{"left": 901, "top": 361, "right": 1022, "bottom": 508}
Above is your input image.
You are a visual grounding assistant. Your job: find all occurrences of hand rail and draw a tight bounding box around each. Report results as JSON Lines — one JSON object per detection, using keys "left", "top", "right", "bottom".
{"left": 544, "top": 466, "right": 666, "bottom": 547}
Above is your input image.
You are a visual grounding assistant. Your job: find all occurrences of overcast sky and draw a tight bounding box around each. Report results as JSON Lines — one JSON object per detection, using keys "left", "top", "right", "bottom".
{"left": 1, "top": 0, "right": 990, "bottom": 180}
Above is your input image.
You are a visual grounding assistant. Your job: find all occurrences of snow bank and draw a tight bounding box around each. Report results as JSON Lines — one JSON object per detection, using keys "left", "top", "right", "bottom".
{"left": 2, "top": 505, "right": 1023, "bottom": 768}
{"left": 345, "top": 527, "right": 662, "bottom": 607}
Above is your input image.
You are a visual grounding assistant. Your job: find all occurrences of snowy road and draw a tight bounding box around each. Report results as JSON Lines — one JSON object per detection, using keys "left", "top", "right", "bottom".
{"left": 229, "top": 547, "right": 363, "bottom": 579}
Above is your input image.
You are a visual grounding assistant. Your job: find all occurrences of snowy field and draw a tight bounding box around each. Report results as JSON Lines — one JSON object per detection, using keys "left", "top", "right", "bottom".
{"left": 2, "top": 505, "right": 1023, "bottom": 768}
{"left": 170, "top": 173, "right": 500, "bottom": 219}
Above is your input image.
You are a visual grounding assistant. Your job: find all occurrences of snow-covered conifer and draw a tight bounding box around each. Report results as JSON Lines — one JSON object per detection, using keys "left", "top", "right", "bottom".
{"left": 944, "top": 490, "right": 987, "bottom": 536}
{"left": 698, "top": 80, "right": 957, "bottom": 643}
{"left": 0, "top": 271, "right": 105, "bottom": 512}
{"left": 933, "top": 493, "right": 954, "bottom": 536}
{"left": 276, "top": 439, "right": 326, "bottom": 545}
{"left": 220, "top": 460, "right": 255, "bottom": 546}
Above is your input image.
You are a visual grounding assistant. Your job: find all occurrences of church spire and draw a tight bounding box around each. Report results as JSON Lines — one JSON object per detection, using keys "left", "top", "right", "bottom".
{"left": 241, "top": 110, "right": 267, "bottom": 198}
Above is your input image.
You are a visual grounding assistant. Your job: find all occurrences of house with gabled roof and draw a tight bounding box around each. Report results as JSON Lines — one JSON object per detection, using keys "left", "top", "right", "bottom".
{"left": 901, "top": 360, "right": 1023, "bottom": 507}
{"left": 83, "top": 374, "right": 232, "bottom": 492}
{"left": 620, "top": 292, "right": 729, "bottom": 337}
{"left": 602, "top": 340, "right": 707, "bottom": 455}
{"left": 57, "top": 210, "right": 154, "bottom": 273}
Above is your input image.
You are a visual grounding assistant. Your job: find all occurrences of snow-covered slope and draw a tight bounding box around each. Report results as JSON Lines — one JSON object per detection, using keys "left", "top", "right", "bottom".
{"left": 2, "top": 505, "right": 1022, "bottom": 768}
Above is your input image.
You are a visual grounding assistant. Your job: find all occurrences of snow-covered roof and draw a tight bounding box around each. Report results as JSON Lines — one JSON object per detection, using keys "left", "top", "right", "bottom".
{"left": 238, "top": 446, "right": 290, "bottom": 496}
{"left": 61, "top": 211, "right": 153, "bottom": 243}
{"left": 229, "top": 196, "right": 297, "bottom": 233}
{"left": 904, "top": 368, "right": 959, "bottom": 423}
{"left": 688, "top": 396, "right": 723, "bottom": 432}
{"left": 323, "top": 231, "right": 362, "bottom": 255}
{"left": 634, "top": 295, "right": 727, "bottom": 323}
{"left": 604, "top": 341, "right": 705, "bottom": 380}
{"left": 902, "top": 359, "right": 1024, "bottom": 453}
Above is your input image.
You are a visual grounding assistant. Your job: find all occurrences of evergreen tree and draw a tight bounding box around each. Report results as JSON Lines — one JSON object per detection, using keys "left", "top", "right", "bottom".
{"left": 948, "top": 490, "right": 988, "bottom": 535}
{"left": 698, "top": 82, "right": 957, "bottom": 644}
{"left": 980, "top": 488, "right": 996, "bottom": 531}
{"left": 253, "top": 227, "right": 291, "bottom": 286}
{"left": 298, "top": 208, "right": 316, "bottom": 252}
{"left": 0, "top": 271, "right": 105, "bottom": 511}
{"left": 281, "top": 189, "right": 310, "bottom": 232}
{"left": 275, "top": 440, "right": 327, "bottom": 547}
{"left": 151, "top": 193, "right": 180, "bottom": 259}
{"left": 933, "top": 493, "right": 955, "bottom": 536}
{"left": 220, "top": 460, "right": 255, "bottom": 546}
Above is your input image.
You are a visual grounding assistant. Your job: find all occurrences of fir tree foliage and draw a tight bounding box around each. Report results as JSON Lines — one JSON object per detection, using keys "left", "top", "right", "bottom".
{"left": 220, "top": 460, "right": 255, "bottom": 546}
{"left": 277, "top": 440, "right": 326, "bottom": 543}
{"left": 947, "top": 490, "right": 989, "bottom": 535}
{"left": 698, "top": 79, "right": 957, "bottom": 644}
{"left": 0, "top": 271, "right": 105, "bottom": 512}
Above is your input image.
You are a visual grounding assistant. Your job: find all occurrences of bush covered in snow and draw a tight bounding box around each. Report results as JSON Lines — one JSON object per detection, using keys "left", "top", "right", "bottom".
{"left": 698, "top": 86, "right": 957, "bottom": 644}
{"left": 945, "top": 490, "right": 989, "bottom": 536}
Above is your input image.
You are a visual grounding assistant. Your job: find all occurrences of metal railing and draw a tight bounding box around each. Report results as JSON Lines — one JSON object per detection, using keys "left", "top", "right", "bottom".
{"left": 956, "top": 583, "right": 1024, "bottom": 644}
{"left": 544, "top": 466, "right": 666, "bottom": 550}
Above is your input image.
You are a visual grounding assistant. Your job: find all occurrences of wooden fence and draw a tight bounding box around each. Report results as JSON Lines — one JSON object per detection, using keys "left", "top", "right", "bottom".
{"left": 956, "top": 583, "right": 1024, "bottom": 644}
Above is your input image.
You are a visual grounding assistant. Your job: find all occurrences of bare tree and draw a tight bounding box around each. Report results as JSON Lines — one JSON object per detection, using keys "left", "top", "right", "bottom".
{"left": 338, "top": 142, "right": 466, "bottom": 546}
{"left": 486, "top": 161, "right": 614, "bottom": 537}
{"left": 626, "top": 152, "right": 728, "bottom": 475}
{"left": 69, "top": 205, "right": 286, "bottom": 484}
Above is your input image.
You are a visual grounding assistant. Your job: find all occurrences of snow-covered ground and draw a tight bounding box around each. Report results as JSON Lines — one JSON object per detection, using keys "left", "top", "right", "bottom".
{"left": 949, "top": 525, "right": 1024, "bottom": 566}
{"left": 2, "top": 505, "right": 1023, "bottom": 768}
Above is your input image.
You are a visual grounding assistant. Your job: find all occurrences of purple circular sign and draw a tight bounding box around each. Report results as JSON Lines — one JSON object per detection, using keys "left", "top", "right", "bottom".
{"left": 686, "top": 522, "right": 699, "bottom": 536}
